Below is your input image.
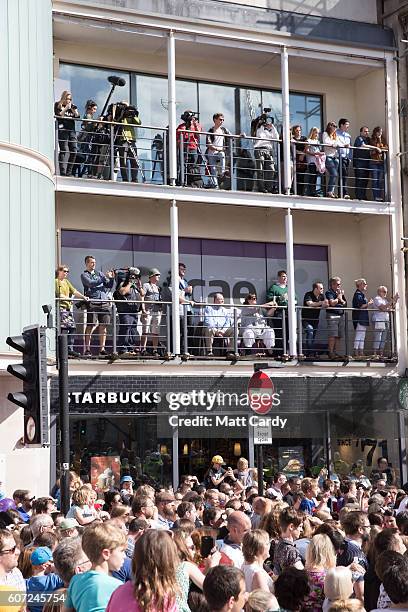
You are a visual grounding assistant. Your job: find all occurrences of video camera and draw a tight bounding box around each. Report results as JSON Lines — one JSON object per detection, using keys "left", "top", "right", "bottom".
{"left": 107, "top": 102, "right": 139, "bottom": 123}
{"left": 251, "top": 107, "right": 274, "bottom": 136}
{"left": 180, "top": 110, "right": 199, "bottom": 127}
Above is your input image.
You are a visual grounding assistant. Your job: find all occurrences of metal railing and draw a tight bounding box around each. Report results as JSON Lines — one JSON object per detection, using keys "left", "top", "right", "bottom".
{"left": 54, "top": 118, "right": 390, "bottom": 202}
{"left": 297, "top": 305, "right": 396, "bottom": 360}
{"left": 291, "top": 141, "right": 389, "bottom": 202}
{"left": 56, "top": 298, "right": 397, "bottom": 362}
{"left": 54, "top": 117, "right": 167, "bottom": 184}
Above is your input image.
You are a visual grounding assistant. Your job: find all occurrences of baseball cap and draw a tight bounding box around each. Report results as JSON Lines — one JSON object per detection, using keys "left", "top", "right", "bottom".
{"left": 59, "top": 518, "right": 80, "bottom": 531}
{"left": 148, "top": 268, "right": 161, "bottom": 278}
{"left": 31, "top": 547, "right": 53, "bottom": 566}
{"left": 120, "top": 475, "right": 134, "bottom": 484}
{"left": 211, "top": 455, "right": 225, "bottom": 465}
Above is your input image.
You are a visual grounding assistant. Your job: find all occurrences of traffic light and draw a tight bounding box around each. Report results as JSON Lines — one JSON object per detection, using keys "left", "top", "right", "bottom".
{"left": 6, "top": 325, "right": 48, "bottom": 446}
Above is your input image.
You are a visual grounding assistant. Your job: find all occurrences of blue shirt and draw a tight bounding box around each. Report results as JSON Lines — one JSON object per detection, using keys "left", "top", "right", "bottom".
{"left": 353, "top": 135, "right": 371, "bottom": 168}
{"left": 352, "top": 289, "right": 369, "bottom": 327}
{"left": 111, "top": 556, "right": 132, "bottom": 583}
{"left": 299, "top": 498, "right": 316, "bottom": 515}
{"left": 81, "top": 270, "right": 114, "bottom": 301}
{"left": 325, "top": 288, "right": 347, "bottom": 316}
{"left": 25, "top": 573, "right": 64, "bottom": 612}
{"left": 336, "top": 129, "right": 352, "bottom": 159}
{"left": 65, "top": 571, "right": 122, "bottom": 612}
{"left": 204, "top": 304, "right": 233, "bottom": 330}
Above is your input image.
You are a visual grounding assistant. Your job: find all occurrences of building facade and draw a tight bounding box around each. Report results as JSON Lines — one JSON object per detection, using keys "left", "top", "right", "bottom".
{"left": 1, "top": 0, "right": 408, "bottom": 493}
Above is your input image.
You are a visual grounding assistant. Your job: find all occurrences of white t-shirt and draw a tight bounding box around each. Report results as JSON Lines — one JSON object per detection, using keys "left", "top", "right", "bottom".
{"left": 242, "top": 562, "right": 274, "bottom": 592}
{"left": 219, "top": 542, "right": 244, "bottom": 569}
{"left": 372, "top": 295, "right": 389, "bottom": 323}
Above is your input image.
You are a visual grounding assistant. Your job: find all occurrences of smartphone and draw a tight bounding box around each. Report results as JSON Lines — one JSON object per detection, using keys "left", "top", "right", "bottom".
{"left": 200, "top": 535, "right": 215, "bottom": 558}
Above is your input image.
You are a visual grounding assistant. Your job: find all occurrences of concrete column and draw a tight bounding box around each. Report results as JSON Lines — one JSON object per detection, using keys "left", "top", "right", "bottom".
{"left": 0, "top": 0, "right": 54, "bottom": 494}
{"left": 170, "top": 199, "right": 180, "bottom": 354}
{"left": 285, "top": 209, "right": 297, "bottom": 357}
{"left": 281, "top": 46, "right": 291, "bottom": 195}
{"left": 386, "top": 56, "right": 408, "bottom": 375}
{"left": 167, "top": 31, "right": 177, "bottom": 186}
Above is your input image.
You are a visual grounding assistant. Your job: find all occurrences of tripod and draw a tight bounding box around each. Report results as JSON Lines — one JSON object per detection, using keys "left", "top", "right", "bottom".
{"left": 120, "top": 133, "right": 146, "bottom": 183}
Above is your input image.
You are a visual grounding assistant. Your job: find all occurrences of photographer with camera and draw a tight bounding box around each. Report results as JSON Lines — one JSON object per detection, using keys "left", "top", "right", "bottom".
{"left": 54, "top": 90, "right": 80, "bottom": 176}
{"left": 253, "top": 113, "right": 279, "bottom": 193}
{"left": 176, "top": 109, "right": 203, "bottom": 186}
{"left": 114, "top": 267, "right": 144, "bottom": 356}
{"left": 114, "top": 101, "right": 142, "bottom": 182}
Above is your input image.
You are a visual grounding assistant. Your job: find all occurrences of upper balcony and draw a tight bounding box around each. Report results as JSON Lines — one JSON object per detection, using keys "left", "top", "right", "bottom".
{"left": 52, "top": 0, "right": 400, "bottom": 217}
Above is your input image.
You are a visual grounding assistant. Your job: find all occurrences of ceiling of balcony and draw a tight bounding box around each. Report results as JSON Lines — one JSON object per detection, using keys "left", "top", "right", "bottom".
{"left": 53, "top": 17, "right": 383, "bottom": 79}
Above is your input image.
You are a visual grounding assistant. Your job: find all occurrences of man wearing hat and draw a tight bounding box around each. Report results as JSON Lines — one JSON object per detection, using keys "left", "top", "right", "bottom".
{"left": 141, "top": 269, "right": 163, "bottom": 356}
{"left": 59, "top": 518, "right": 80, "bottom": 538}
{"left": 119, "top": 475, "right": 134, "bottom": 505}
{"left": 26, "top": 547, "right": 64, "bottom": 611}
{"left": 116, "top": 266, "right": 144, "bottom": 356}
{"left": 155, "top": 491, "right": 177, "bottom": 529}
{"left": 204, "top": 456, "right": 236, "bottom": 490}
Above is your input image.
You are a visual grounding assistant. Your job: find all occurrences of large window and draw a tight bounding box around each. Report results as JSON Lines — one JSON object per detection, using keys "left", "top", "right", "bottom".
{"left": 56, "top": 64, "right": 130, "bottom": 118}
{"left": 56, "top": 63, "right": 323, "bottom": 137}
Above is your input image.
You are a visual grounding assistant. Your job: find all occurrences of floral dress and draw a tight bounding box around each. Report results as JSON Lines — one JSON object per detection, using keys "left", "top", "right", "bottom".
{"left": 303, "top": 569, "right": 326, "bottom": 612}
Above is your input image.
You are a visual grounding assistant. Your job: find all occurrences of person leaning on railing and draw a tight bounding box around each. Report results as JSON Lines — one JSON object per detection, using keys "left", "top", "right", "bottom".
{"left": 322, "top": 122, "right": 340, "bottom": 198}
{"left": 141, "top": 268, "right": 163, "bottom": 357}
{"left": 369, "top": 127, "right": 388, "bottom": 202}
{"left": 54, "top": 90, "right": 80, "bottom": 176}
{"left": 55, "top": 265, "right": 88, "bottom": 358}
{"left": 305, "top": 127, "right": 325, "bottom": 197}
{"left": 351, "top": 278, "right": 373, "bottom": 359}
{"left": 371, "top": 285, "right": 399, "bottom": 359}
{"left": 76, "top": 99, "right": 99, "bottom": 179}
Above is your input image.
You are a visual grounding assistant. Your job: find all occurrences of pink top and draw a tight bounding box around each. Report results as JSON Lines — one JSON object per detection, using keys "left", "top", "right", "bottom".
{"left": 106, "top": 581, "right": 178, "bottom": 612}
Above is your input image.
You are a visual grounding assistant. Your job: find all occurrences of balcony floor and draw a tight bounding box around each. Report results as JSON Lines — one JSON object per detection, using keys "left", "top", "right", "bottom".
{"left": 55, "top": 176, "right": 395, "bottom": 215}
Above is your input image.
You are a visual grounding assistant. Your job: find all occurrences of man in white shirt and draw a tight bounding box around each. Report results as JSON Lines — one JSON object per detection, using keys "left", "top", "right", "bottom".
{"left": 203, "top": 293, "right": 234, "bottom": 356}
{"left": 336, "top": 118, "right": 351, "bottom": 199}
{"left": 254, "top": 118, "right": 279, "bottom": 193}
{"left": 206, "top": 113, "right": 231, "bottom": 188}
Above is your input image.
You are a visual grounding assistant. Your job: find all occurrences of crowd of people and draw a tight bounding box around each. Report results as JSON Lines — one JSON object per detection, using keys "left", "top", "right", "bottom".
{"left": 56, "top": 259, "right": 397, "bottom": 361}
{"left": 0, "top": 453, "right": 407, "bottom": 612}
{"left": 54, "top": 92, "right": 388, "bottom": 201}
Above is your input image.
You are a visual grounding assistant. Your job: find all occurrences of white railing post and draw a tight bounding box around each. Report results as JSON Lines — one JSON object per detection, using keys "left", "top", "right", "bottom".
{"left": 167, "top": 31, "right": 177, "bottom": 186}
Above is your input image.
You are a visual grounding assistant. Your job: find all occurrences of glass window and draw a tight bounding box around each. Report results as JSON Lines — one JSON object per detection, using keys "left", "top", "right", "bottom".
{"left": 289, "top": 93, "right": 322, "bottom": 137}
{"left": 198, "top": 82, "right": 236, "bottom": 133}
{"left": 176, "top": 80, "right": 199, "bottom": 123}
{"left": 261, "top": 90, "right": 283, "bottom": 130}
{"left": 239, "top": 88, "right": 262, "bottom": 136}
{"left": 56, "top": 64, "right": 130, "bottom": 118}
{"left": 69, "top": 416, "right": 173, "bottom": 488}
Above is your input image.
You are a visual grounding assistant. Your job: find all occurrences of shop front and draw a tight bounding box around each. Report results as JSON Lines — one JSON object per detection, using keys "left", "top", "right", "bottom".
{"left": 50, "top": 374, "right": 406, "bottom": 490}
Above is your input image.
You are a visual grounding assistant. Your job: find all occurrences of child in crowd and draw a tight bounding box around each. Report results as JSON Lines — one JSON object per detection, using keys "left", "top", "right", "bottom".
{"left": 65, "top": 486, "right": 98, "bottom": 526}
{"left": 25, "top": 547, "right": 64, "bottom": 612}
{"left": 63, "top": 522, "right": 126, "bottom": 612}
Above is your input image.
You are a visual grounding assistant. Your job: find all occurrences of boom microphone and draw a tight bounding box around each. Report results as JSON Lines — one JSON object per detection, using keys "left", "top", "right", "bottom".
{"left": 108, "top": 76, "right": 126, "bottom": 87}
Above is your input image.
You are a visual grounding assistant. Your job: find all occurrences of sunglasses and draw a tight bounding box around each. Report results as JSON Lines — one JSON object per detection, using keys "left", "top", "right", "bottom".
{"left": 0, "top": 546, "right": 17, "bottom": 555}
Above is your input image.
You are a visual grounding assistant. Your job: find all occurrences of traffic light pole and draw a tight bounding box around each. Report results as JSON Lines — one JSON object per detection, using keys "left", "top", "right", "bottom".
{"left": 58, "top": 333, "right": 70, "bottom": 515}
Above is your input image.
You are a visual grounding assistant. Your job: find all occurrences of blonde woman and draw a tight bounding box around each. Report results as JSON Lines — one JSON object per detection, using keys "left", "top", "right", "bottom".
{"left": 323, "top": 567, "right": 353, "bottom": 612}
{"left": 322, "top": 122, "right": 340, "bottom": 197}
{"left": 305, "top": 127, "right": 324, "bottom": 197}
{"left": 242, "top": 529, "right": 275, "bottom": 593}
{"left": 54, "top": 90, "right": 80, "bottom": 176}
{"left": 303, "top": 534, "right": 337, "bottom": 612}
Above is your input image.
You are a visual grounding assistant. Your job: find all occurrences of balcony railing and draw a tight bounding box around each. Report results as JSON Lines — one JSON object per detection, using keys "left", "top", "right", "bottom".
{"left": 54, "top": 118, "right": 390, "bottom": 202}
{"left": 56, "top": 298, "right": 397, "bottom": 362}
